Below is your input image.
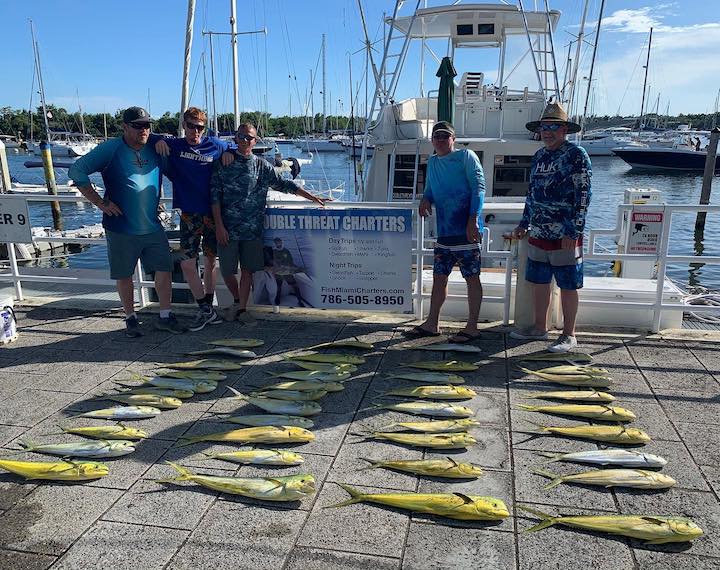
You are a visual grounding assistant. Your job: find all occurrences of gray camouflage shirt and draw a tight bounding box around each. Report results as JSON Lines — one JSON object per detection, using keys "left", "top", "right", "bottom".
{"left": 210, "top": 153, "right": 299, "bottom": 240}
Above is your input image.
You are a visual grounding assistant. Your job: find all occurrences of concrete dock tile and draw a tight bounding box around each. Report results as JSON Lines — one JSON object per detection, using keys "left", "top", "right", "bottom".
{"left": 298, "top": 481, "right": 410, "bottom": 557}
{"left": 32, "top": 364, "right": 125, "bottom": 394}
{"left": 644, "top": 369, "right": 718, "bottom": 394}
{"left": 513, "top": 448, "right": 618, "bottom": 512}
{"left": 51, "top": 521, "right": 189, "bottom": 570}
{"left": 402, "top": 521, "right": 516, "bottom": 569}
{"left": 0, "top": 424, "right": 28, "bottom": 446}
{"left": 327, "top": 438, "right": 422, "bottom": 491}
{"left": 1, "top": 349, "right": 86, "bottom": 374}
{"left": 105, "top": 402, "right": 211, "bottom": 442}
{"left": 0, "top": 372, "right": 40, "bottom": 397}
{"left": 699, "top": 465, "right": 720, "bottom": 497}
{"left": 655, "top": 390, "right": 720, "bottom": 426}
{"left": 634, "top": 551, "right": 720, "bottom": 569}
{"left": 0, "top": 474, "right": 38, "bottom": 511}
{"left": 283, "top": 323, "right": 345, "bottom": 339}
{"left": 0, "top": 549, "right": 56, "bottom": 570}
{"left": 0, "top": 484, "right": 123, "bottom": 555}
{"left": 295, "top": 412, "right": 353, "bottom": 456}
{"left": 285, "top": 547, "right": 400, "bottom": 570}
{"left": 87, "top": 438, "right": 175, "bottom": 490}
{"left": 616, "top": 488, "right": 720, "bottom": 558}
{"left": 675, "top": 422, "right": 720, "bottom": 466}
{"left": 216, "top": 451, "right": 333, "bottom": 510}
{"left": 103, "top": 464, "right": 219, "bottom": 529}
{"left": 423, "top": 426, "right": 510, "bottom": 471}
{"left": 0, "top": 389, "right": 80, "bottom": 427}
{"left": 462, "top": 391, "right": 508, "bottom": 427}
{"left": 166, "top": 500, "right": 308, "bottom": 570}
{"left": 517, "top": 504, "right": 635, "bottom": 569}
{"left": 317, "top": 376, "right": 374, "bottom": 415}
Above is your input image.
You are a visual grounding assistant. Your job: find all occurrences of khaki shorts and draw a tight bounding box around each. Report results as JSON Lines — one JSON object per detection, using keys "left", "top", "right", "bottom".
{"left": 218, "top": 239, "right": 264, "bottom": 277}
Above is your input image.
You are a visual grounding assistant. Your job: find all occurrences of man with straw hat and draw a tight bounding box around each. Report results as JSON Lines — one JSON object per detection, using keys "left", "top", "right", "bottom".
{"left": 508, "top": 102, "right": 592, "bottom": 353}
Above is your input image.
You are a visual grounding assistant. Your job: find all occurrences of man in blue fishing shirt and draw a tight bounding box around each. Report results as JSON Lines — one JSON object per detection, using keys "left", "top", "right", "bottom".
{"left": 153, "top": 107, "right": 234, "bottom": 332}
{"left": 211, "top": 123, "right": 328, "bottom": 324}
{"left": 509, "top": 102, "right": 592, "bottom": 353}
{"left": 68, "top": 107, "right": 186, "bottom": 337}
{"left": 406, "top": 121, "right": 485, "bottom": 343}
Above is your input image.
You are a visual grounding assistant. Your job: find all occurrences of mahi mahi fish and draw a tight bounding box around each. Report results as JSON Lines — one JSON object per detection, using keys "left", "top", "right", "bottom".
{"left": 187, "top": 348, "right": 257, "bottom": 358}
{"left": 362, "top": 431, "right": 476, "bottom": 449}
{"left": 207, "top": 338, "right": 265, "bottom": 348}
{"left": 16, "top": 439, "right": 135, "bottom": 458}
{"left": 0, "top": 459, "right": 109, "bottom": 481}
{"left": 517, "top": 403, "right": 636, "bottom": 422}
{"left": 266, "top": 370, "right": 351, "bottom": 382}
{"left": 224, "top": 414, "right": 315, "bottom": 429}
{"left": 524, "top": 421, "right": 651, "bottom": 445}
{"left": 101, "top": 393, "right": 183, "bottom": 410}
{"left": 71, "top": 406, "right": 162, "bottom": 420}
{"left": 522, "top": 390, "right": 615, "bottom": 403}
{"left": 291, "top": 362, "right": 358, "bottom": 373}
{"left": 226, "top": 387, "right": 322, "bottom": 416}
{"left": 517, "top": 352, "right": 593, "bottom": 363}
{"left": 519, "top": 367, "right": 612, "bottom": 388}
{"left": 327, "top": 484, "right": 509, "bottom": 521}
{"left": 153, "top": 369, "right": 227, "bottom": 381}
{"left": 158, "top": 462, "right": 315, "bottom": 501}
{"left": 308, "top": 339, "right": 374, "bottom": 350}
{"left": 51, "top": 424, "right": 148, "bottom": 441}
{"left": 519, "top": 506, "right": 703, "bottom": 544}
{"left": 386, "top": 371, "right": 465, "bottom": 385}
{"left": 372, "top": 401, "right": 474, "bottom": 418}
{"left": 359, "top": 457, "right": 483, "bottom": 479}
{"left": 286, "top": 353, "right": 366, "bottom": 365}
{"left": 402, "top": 360, "right": 478, "bottom": 372}
{"left": 413, "top": 343, "right": 483, "bottom": 354}
{"left": 376, "top": 419, "right": 480, "bottom": 433}
{"left": 536, "top": 449, "right": 667, "bottom": 468}
{"left": 163, "top": 359, "right": 246, "bottom": 371}
{"left": 198, "top": 448, "right": 304, "bottom": 466}
{"left": 176, "top": 426, "right": 315, "bottom": 447}
{"left": 377, "top": 385, "right": 476, "bottom": 401}
{"left": 533, "top": 467, "right": 676, "bottom": 490}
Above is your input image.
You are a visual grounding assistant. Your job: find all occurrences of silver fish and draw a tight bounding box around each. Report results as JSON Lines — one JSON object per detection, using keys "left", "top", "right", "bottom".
{"left": 413, "top": 343, "right": 483, "bottom": 354}
{"left": 536, "top": 449, "right": 668, "bottom": 468}
{"left": 187, "top": 348, "right": 257, "bottom": 359}
{"left": 71, "top": 405, "right": 162, "bottom": 420}
{"left": 17, "top": 439, "right": 135, "bottom": 458}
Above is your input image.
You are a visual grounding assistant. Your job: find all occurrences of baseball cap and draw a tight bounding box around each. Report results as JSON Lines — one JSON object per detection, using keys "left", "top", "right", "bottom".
{"left": 122, "top": 107, "right": 153, "bottom": 124}
{"left": 432, "top": 121, "right": 455, "bottom": 136}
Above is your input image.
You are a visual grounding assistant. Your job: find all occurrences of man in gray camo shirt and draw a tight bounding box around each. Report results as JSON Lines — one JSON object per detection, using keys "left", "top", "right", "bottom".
{"left": 211, "top": 123, "right": 328, "bottom": 323}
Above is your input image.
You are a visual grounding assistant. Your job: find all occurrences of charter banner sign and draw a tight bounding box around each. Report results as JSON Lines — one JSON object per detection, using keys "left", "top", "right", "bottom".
{"left": 253, "top": 207, "right": 413, "bottom": 312}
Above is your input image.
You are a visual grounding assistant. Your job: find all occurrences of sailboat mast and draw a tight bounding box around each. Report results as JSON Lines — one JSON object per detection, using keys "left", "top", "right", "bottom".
{"left": 322, "top": 34, "right": 327, "bottom": 134}
{"left": 179, "top": 0, "right": 196, "bottom": 137}
{"left": 76, "top": 89, "right": 87, "bottom": 135}
{"left": 208, "top": 33, "right": 219, "bottom": 133}
{"left": 230, "top": 0, "right": 240, "bottom": 130}
{"left": 638, "top": 27, "right": 653, "bottom": 133}
{"left": 568, "top": 0, "right": 590, "bottom": 118}
{"left": 579, "top": 0, "right": 605, "bottom": 137}
{"left": 29, "top": 20, "right": 50, "bottom": 141}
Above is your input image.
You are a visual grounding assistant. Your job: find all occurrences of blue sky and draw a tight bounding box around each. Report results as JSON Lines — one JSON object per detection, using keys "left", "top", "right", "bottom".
{"left": 1, "top": 1, "right": 718, "bottom": 119}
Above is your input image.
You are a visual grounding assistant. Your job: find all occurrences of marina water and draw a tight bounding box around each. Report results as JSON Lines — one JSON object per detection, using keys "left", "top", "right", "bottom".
{"left": 6, "top": 148, "right": 720, "bottom": 291}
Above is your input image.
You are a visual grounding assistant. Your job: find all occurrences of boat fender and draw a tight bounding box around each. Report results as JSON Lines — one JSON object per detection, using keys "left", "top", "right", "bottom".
{"left": 0, "top": 306, "right": 17, "bottom": 344}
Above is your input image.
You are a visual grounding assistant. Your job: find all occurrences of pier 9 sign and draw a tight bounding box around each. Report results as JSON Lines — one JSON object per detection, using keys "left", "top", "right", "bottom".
{"left": 0, "top": 197, "right": 32, "bottom": 243}
{"left": 253, "top": 207, "right": 413, "bottom": 312}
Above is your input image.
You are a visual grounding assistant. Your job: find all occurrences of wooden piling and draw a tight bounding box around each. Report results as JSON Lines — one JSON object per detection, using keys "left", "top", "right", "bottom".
{"left": 40, "top": 141, "right": 64, "bottom": 231}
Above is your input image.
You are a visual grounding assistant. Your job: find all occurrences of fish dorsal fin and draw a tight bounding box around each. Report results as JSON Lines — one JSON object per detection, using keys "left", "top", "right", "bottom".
{"left": 445, "top": 456, "right": 460, "bottom": 467}
{"left": 641, "top": 516, "right": 667, "bottom": 526}
{"left": 453, "top": 492, "right": 474, "bottom": 504}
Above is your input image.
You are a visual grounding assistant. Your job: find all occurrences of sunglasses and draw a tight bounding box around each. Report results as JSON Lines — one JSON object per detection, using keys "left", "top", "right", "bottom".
{"left": 185, "top": 122, "right": 205, "bottom": 132}
{"left": 236, "top": 134, "right": 256, "bottom": 142}
{"left": 538, "top": 124, "right": 563, "bottom": 132}
{"left": 129, "top": 122, "right": 151, "bottom": 131}
{"left": 432, "top": 133, "right": 451, "bottom": 140}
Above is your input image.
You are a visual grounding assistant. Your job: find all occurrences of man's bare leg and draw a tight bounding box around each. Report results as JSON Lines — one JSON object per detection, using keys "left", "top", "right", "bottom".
{"left": 560, "top": 289, "right": 579, "bottom": 336}
{"left": 116, "top": 277, "right": 135, "bottom": 316}
{"left": 154, "top": 271, "right": 172, "bottom": 311}
{"left": 419, "top": 274, "right": 448, "bottom": 333}
{"left": 533, "top": 282, "right": 553, "bottom": 332}
{"left": 181, "top": 257, "right": 205, "bottom": 300}
{"left": 237, "top": 269, "right": 253, "bottom": 310}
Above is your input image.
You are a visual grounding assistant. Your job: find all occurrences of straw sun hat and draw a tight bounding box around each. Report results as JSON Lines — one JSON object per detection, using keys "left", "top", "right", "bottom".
{"left": 525, "top": 102, "right": 581, "bottom": 134}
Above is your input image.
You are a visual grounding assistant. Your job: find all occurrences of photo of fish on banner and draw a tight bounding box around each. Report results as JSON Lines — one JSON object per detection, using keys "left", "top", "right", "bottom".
{"left": 253, "top": 234, "right": 315, "bottom": 308}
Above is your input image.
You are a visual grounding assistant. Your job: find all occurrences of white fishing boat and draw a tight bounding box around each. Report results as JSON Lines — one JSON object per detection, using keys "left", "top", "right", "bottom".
{"left": 27, "top": 132, "right": 97, "bottom": 158}
{"left": 577, "top": 128, "right": 646, "bottom": 156}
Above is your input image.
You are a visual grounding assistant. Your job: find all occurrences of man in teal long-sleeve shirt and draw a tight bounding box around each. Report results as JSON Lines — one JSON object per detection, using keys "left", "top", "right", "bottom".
{"left": 68, "top": 106, "right": 186, "bottom": 337}
{"left": 406, "top": 121, "right": 486, "bottom": 343}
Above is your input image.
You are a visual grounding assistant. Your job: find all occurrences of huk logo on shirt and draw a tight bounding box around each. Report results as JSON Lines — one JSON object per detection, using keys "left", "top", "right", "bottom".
{"left": 132, "top": 152, "right": 149, "bottom": 169}
{"left": 535, "top": 161, "right": 558, "bottom": 174}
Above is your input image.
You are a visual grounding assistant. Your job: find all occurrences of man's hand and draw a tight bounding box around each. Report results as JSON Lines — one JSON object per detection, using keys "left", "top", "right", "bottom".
{"left": 221, "top": 152, "right": 235, "bottom": 167}
{"left": 98, "top": 199, "right": 122, "bottom": 216}
{"left": 216, "top": 224, "right": 229, "bottom": 247}
{"left": 561, "top": 236, "right": 577, "bottom": 250}
{"left": 505, "top": 226, "right": 528, "bottom": 240}
{"left": 466, "top": 220, "right": 480, "bottom": 243}
{"left": 310, "top": 195, "right": 331, "bottom": 207}
{"left": 419, "top": 199, "right": 432, "bottom": 217}
{"left": 155, "top": 139, "right": 170, "bottom": 157}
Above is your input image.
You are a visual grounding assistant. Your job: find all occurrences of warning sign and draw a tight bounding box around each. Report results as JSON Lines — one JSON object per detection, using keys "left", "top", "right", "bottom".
{"left": 627, "top": 211, "right": 663, "bottom": 254}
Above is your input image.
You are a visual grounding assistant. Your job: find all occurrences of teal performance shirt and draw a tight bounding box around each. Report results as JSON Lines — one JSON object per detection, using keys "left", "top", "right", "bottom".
{"left": 68, "top": 138, "right": 163, "bottom": 235}
{"left": 423, "top": 149, "right": 485, "bottom": 246}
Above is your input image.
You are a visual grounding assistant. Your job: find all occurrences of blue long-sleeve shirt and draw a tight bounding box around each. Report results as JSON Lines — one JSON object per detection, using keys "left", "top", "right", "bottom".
{"left": 520, "top": 141, "right": 592, "bottom": 240}
{"left": 423, "top": 148, "right": 485, "bottom": 246}
{"left": 68, "top": 138, "right": 163, "bottom": 235}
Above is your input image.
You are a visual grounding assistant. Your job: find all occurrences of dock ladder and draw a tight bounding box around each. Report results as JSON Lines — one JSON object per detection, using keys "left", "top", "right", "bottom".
{"left": 518, "top": 0, "right": 561, "bottom": 103}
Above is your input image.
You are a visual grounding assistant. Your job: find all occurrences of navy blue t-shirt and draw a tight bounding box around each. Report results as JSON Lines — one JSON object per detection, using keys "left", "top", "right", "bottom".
{"left": 157, "top": 136, "right": 232, "bottom": 215}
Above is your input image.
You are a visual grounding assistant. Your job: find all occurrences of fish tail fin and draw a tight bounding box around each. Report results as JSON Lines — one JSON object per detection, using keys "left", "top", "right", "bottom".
{"left": 356, "top": 457, "right": 381, "bottom": 471}
{"left": 534, "top": 451, "right": 561, "bottom": 463}
{"left": 40, "top": 424, "right": 67, "bottom": 437}
{"left": 532, "top": 468, "right": 563, "bottom": 490}
{"left": 356, "top": 403, "right": 382, "bottom": 414}
{"left": 225, "top": 386, "right": 247, "bottom": 400}
{"left": 516, "top": 404, "right": 537, "bottom": 412}
{"left": 17, "top": 440, "right": 34, "bottom": 451}
{"left": 324, "top": 483, "right": 366, "bottom": 508}
{"left": 516, "top": 505, "right": 558, "bottom": 532}
{"left": 155, "top": 461, "right": 193, "bottom": 483}
{"left": 520, "top": 419, "right": 546, "bottom": 433}
{"left": 173, "top": 437, "right": 199, "bottom": 448}
{"left": 518, "top": 367, "right": 534, "bottom": 375}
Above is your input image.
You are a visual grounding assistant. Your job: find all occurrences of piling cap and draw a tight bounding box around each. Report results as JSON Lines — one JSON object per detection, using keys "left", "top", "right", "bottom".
{"left": 122, "top": 107, "right": 153, "bottom": 124}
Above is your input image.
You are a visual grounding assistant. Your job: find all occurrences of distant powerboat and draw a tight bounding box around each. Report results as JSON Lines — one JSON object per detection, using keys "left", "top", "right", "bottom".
{"left": 612, "top": 146, "right": 720, "bottom": 172}
{"left": 577, "top": 128, "right": 645, "bottom": 156}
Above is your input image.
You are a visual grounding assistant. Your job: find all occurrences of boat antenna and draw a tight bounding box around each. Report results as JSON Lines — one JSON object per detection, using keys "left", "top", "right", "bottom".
{"left": 638, "top": 27, "right": 653, "bottom": 134}
{"left": 579, "top": 0, "right": 605, "bottom": 138}
{"left": 29, "top": 19, "right": 50, "bottom": 141}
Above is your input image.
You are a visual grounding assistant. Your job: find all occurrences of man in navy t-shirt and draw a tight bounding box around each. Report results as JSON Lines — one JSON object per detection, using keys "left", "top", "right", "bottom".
{"left": 154, "top": 107, "right": 233, "bottom": 331}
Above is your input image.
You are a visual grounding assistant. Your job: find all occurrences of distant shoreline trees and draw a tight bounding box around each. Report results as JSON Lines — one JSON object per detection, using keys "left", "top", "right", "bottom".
{"left": 0, "top": 106, "right": 366, "bottom": 140}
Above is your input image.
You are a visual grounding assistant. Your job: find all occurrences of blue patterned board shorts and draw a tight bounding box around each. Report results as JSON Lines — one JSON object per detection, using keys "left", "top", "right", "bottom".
{"left": 433, "top": 246, "right": 481, "bottom": 278}
{"left": 526, "top": 238, "right": 583, "bottom": 290}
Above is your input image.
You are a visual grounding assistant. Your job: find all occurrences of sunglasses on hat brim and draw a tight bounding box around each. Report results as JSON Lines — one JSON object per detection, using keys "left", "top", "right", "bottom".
{"left": 537, "top": 123, "right": 565, "bottom": 132}
{"left": 129, "top": 122, "right": 151, "bottom": 131}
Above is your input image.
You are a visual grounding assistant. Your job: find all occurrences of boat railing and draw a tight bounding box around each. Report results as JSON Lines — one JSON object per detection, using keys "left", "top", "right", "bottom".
{"left": 2, "top": 194, "right": 720, "bottom": 332}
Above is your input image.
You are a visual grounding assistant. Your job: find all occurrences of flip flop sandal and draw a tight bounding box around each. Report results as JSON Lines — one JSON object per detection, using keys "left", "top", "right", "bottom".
{"left": 449, "top": 331, "right": 482, "bottom": 344}
{"left": 403, "top": 325, "right": 441, "bottom": 338}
